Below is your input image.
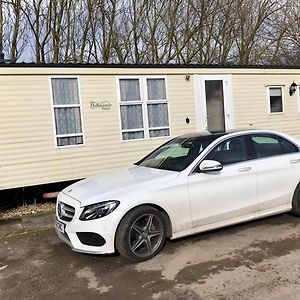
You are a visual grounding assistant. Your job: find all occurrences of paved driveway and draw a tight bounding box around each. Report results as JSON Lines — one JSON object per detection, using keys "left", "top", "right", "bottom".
{"left": 1, "top": 213, "right": 300, "bottom": 300}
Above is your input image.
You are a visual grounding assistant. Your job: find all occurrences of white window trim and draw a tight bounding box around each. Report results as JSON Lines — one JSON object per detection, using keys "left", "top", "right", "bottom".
{"left": 267, "top": 85, "right": 285, "bottom": 115}
{"left": 194, "top": 74, "right": 235, "bottom": 132}
{"left": 297, "top": 86, "right": 300, "bottom": 113}
{"left": 49, "top": 76, "right": 85, "bottom": 148}
{"left": 145, "top": 75, "right": 171, "bottom": 139}
{"left": 116, "top": 75, "right": 145, "bottom": 141}
{"left": 116, "top": 75, "right": 171, "bottom": 142}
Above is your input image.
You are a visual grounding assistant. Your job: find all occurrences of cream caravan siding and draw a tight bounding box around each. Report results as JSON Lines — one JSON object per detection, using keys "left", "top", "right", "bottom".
{"left": 232, "top": 74, "right": 300, "bottom": 136}
{"left": 1, "top": 66, "right": 300, "bottom": 190}
{"left": 0, "top": 72, "right": 196, "bottom": 189}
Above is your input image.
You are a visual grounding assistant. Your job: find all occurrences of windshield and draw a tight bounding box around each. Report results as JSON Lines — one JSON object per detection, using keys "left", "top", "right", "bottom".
{"left": 135, "top": 136, "right": 219, "bottom": 172}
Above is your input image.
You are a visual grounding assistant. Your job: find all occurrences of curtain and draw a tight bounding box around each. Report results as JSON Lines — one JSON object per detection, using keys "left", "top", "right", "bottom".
{"left": 149, "top": 129, "right": 170, "bottom": 138}
{"left": 269, "top": 88, "right": 282, "bottom": 97}
{"left": 147, "top": 79, "right": 166, "bottom": 100}
{"left": 57, "top": 136, "right": 83, "bottom": 146}
{"left": 54, "top": 107, "right": 82, "bottom": 134}
{"left": 119, "top": 78, "right": 169, "bottom": 140}
{"left": 52, "top": 78, "right": 83, "bottom": 146}
{"left": 122, "top": 132, "right": 144, "bottom": 140}
{"left": 120, "top": 79, "right": 141, "bottom": 101}
{"left": 120, "top": 105, "right": 143, "bottom": 129}
{"left": 269, "top": 88, "right": 283, "bottom": 112}
{"left": 52, "top": 78, "right": 80, "bottom": 105}
{"left": 147, "top": 103, "right": 169, "bottom": 128}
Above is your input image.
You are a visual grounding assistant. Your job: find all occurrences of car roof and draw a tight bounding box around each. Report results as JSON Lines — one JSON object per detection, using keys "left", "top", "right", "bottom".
{"left": 177, "top": 129, "right": 281, "bottom": 139}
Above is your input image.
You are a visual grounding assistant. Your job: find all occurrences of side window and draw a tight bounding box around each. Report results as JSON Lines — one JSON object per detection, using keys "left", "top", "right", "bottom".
{"left": 147, "top": 78, "right": 169, "bottom": 138}
{"left": 119, "top": 78, "right": 144, "bottom": 140}
{"left": 281, "top": 138, "right": 299, "bottom": 154}
{"left": 51, "top": 78, "right": 84, "bottom": 147}
{"left": 250, "top": 135, "right": 283, "bottom": 158}
{"left": 119, "top": 77, "right": 170, "bottom": 140}
{"left": 205, "top": 136, "right": 248, "bottom": 165}
{"left": 269, "top": 87, "right": 283, "bottom": 113}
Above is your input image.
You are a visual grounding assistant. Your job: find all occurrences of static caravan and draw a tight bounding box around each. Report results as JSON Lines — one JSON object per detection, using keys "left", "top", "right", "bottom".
{"left": 1, "top": 64, "right": 300, "bottom": 206}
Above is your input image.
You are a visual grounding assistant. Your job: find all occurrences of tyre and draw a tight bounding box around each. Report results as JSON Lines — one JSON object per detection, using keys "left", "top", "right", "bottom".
{"left": 292, "top": 183, "right": 300, "bottom": 216}
{"left": 116, "top": 206, "right": 167, "bottom": 262}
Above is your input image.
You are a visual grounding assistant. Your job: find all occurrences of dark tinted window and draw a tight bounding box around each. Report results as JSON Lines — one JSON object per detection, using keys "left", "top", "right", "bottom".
{"left": 281, "top": 138, "right": 299, "bottom": 154}
{"left": 269, "top": 87, "right": 283, "bottom": 113}
{"left": 250, "top": 135, "right": 283, "bottom": 158}
{"left": 205, "top": 136, "right": 248, "bottom": 165}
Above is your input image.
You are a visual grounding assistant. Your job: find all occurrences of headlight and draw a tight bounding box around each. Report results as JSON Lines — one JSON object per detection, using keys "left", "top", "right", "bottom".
{"left": 79, "top": 200, "right": 120, "bottom": 221}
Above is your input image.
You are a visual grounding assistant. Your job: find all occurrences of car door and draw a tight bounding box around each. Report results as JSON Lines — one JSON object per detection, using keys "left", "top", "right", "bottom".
{"left": 188, "top": 135, "right": 257, "bottom": 228}
{"left": 249, "top": 133, "right": 300, "bottom": 211}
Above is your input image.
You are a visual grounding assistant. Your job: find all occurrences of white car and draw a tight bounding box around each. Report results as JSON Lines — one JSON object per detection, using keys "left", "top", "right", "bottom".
{"left": 55, "top": 130, "right": 300, "bottom": 261}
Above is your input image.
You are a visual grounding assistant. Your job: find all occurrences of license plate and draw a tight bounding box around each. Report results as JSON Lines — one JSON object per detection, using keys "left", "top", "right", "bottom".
{"left": 56, "top": 219, "right": 65, "bottom": 233}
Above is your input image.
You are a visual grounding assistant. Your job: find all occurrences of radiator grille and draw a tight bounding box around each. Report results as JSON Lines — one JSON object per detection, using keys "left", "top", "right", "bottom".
{"left": 57, "top": 201, "right": 75, "bottom": 222}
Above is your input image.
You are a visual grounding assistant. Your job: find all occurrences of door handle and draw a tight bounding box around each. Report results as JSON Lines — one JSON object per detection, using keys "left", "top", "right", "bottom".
{"left": 204, "top": 115, "right": 208, "bottom": 130}
{"left": 290, "top": 159, "right": 300, "bottom": 164}
{"left": 238, "top": 167, "right": 252, "bottom": 172}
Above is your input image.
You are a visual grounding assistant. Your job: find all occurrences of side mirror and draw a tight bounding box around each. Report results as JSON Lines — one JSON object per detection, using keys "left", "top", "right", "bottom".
{"left": 198, "top": 160, "right": 223, "bottom": 173}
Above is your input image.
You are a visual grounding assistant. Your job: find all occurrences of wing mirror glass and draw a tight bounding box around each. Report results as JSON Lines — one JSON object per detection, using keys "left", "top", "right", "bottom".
{"left": 198, "top": 160, "right": 223, "bottom": 173}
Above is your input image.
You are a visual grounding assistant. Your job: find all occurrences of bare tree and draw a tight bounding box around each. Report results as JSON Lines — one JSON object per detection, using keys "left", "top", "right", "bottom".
{"left": 20, "top": 0, "right": 53, "bottom": 63}
{"left": 278, "top": 0, "right": 300, "bottom": 65}
{"left": 0, "top": 0, "right": 299, "bottom": 65}
{"left": 233, "top": 0, "right": 282, "bottom": 64}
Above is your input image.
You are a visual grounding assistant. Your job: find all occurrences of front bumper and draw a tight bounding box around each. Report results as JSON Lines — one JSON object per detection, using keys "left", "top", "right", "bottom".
{"left": 55, "top": 192, "right": 118, "bottom": 255}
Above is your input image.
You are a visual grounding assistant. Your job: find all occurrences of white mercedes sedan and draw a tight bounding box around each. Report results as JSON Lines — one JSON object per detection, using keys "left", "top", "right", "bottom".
{"left": 55, "top": 130, "right": 300, "bottom": 261}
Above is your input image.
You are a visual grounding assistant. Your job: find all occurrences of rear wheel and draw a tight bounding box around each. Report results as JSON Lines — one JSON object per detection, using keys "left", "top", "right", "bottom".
{"left": 116, "top": 206, "right": 166, "bottom": 262}
{"left": 291, "top": 183, "right": 300, "bottom": 216}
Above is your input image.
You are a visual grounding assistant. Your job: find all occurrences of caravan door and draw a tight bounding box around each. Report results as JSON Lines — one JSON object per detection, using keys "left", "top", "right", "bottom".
{"left": 195, "top": 75, "right": 234, "bottom": 133}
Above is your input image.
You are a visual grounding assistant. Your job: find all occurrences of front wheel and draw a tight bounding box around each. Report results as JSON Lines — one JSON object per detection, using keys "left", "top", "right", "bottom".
{"left": 292, "top": 183, "right": 300, "bottom": 216}
{"left": 116, "top": 206, "right": 166, "bottom": 262}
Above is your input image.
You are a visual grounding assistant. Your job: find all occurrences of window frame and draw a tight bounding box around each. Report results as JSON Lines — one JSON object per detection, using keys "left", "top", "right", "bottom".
{"left": 190, "top": 132, "right": 300, "bottom": 175}
{"left": 297, "top": 86, "right": 300, "bottom": 113}
{"left": 267, "top": 86, "right": 284, "bottom": 115}
{"left": 116, "top": 75, "right": 171, "bottom": 141}
{"left": 202, "top": 135, "right": 250, "bottom": 166}
{"left": 49, "top": 76, "right": 85, "bottom": 148}
{"left": 248, "top": 133, "right": 300, "bottom": 159}
{"left": 190, "top": 134, "right": 250, "bottom": 175}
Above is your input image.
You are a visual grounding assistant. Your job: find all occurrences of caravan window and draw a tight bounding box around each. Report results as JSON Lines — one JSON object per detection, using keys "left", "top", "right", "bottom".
{"left": 51, "top": 78, "right": 84, "bottom": 147}
{"left": 119, "top": 77, "right": 170, "bottom": 141}
{"left": 119, "top": 79, "right": 144, "bottom": 140}
{"left": 147, "top": 79, "right": 169, "bottom": 138}
{"left": 269, "top": 87, "right": 283, "bottom": 113}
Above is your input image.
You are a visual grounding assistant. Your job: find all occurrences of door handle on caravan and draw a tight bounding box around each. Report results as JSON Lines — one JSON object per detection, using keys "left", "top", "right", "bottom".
{"left": 238, "top": 167, "right": 252, "bottom": 172}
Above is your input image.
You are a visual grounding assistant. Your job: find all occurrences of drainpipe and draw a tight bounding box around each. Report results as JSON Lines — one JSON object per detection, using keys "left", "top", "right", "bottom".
{"left": 43, "top": 192, "right": 60, "bottom": 200}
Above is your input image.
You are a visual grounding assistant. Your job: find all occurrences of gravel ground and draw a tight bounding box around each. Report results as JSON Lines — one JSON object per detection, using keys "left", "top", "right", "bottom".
{"left": 0, "top": 213, "right": 299, "bottom": 299}
{"left": 0, "top": 202, "right": 55, "bottom": 220}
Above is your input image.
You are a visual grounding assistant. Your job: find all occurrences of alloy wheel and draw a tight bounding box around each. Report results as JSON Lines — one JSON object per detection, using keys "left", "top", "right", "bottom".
{"left": 129, "top": 213, "right": 164, "bottom": 258}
